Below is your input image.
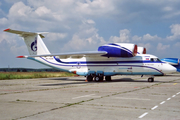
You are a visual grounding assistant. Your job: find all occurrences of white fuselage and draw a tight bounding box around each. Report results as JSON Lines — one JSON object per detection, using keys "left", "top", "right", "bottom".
{"left": 4, "top": 28, "right": 177, "bottom": 78}
{"left": 28, "top": 54, "right": 176, "bottom": 76}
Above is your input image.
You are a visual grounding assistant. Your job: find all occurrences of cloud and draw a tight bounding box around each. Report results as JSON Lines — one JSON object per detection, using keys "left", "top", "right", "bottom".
{"left": 76, "top": 0, "right": 115, "bottom": 16}
{"left": 132, "top": 34, "right": 162, "bottom": 42}
{"left": 35, "top": 6, "right": 51, "bottom": 16}
{"left": 109, "top": 29, "right": 130, "bottom": 43}
{"left": 137, "top": 43, "right": 151, "bottom": 51}
{"left": 61, "top": 19, "right": 105, "bottom": 52}
{"left": 0, "top": 18, "right": 8, "bottom": 25}
{"left": 157, "top": 43, "right": 170, "bottom": 51}
{"left": 1, "top": 0, "right": 180, "bottom": 68}
{"left": 46, "top": 33, "right": 67, "bottom": 41}
{"left": 8, "top": 1, "right": 31, "bottom": 18}
{"left": 162, "top": 6, "right": 173, "bottom": 12}
{"left": 83, "top": 19, "right": 95, "bottom": 24}
{"left": 174, "top": 42, "right": 180, "bottom": 47}
{"left": 132, "top": 35, "right": 142, "bottom": 41}
{"left": 61, "top": 32, "right": 106, "bottom": 52}
{"left": 167, "top": 24, "right": 180, "bottom": 40}
{"left": 142, "top": 34, "right": 161, "bottom": 41}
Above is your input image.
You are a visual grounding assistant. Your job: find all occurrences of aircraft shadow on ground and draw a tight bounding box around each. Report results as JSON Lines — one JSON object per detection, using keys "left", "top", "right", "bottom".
{"left": 39, "top": 76, "right": 180, "bottom": 86}
{"left": 39, "top": 77, "right": 177, "bottom": 86}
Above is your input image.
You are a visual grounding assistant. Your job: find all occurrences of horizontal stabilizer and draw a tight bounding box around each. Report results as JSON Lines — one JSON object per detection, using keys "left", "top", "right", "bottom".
{"left": 4, "top": 28, "right": 48, "bottom": 38}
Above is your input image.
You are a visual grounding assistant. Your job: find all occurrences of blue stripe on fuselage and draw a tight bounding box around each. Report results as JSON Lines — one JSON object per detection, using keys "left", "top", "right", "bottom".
{"left": 53, "top": 56, "right": 163, "bottom": 64}
{"left": 36, "top": 57, "right": 164, "bottom": 75}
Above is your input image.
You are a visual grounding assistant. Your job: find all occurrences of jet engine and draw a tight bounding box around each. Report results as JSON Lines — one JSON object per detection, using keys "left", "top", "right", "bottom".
{"left": 98, "top": 43, "right": 137, "bottom": 57}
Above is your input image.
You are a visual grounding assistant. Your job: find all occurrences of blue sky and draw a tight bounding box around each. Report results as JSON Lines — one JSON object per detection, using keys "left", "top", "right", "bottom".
{"left": 0, "top": 0, "right": 180, "bottom": 68}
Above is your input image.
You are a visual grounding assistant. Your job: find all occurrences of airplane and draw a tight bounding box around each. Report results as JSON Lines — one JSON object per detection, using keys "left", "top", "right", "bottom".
{"left": 4, "top": 28, "right": 177, "bottom": 82}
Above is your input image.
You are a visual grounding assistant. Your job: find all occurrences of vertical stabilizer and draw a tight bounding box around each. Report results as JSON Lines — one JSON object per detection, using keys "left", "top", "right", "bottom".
{"left": 37, "top": 35, "right": 50, "bottom": 55}
{"left": 4, "top": 28, "right": 50, "bottom": 55}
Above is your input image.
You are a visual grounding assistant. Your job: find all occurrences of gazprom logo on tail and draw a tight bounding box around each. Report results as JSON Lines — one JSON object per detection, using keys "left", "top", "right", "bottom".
{"left": 31, "top": 37, "right": 37, "bottom": 51}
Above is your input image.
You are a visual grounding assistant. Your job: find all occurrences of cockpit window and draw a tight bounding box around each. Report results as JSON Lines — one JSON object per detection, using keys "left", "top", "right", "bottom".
{"left": 157, "top": 58, "right": 161, "bottom": 62}
{"left": 150, "top": 58, "right": 154, "bottom": 62}
{"left": 150, "top": 58, "right": 161, "bottom": 62}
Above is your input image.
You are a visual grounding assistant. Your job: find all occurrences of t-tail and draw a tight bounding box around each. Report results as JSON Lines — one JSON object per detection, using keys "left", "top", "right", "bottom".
{"left": 4, "top": 28, "right": 50, "bottom": 55}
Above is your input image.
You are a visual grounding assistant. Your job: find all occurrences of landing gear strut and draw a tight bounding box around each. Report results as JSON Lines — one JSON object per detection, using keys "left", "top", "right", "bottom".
{"left": 148, "top": 77, "right": 154, "bottom": 82}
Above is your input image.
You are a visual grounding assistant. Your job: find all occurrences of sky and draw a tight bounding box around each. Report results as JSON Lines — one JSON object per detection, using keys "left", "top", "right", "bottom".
{"left": 0, "top": 0, "right": 180, "bottom": 68}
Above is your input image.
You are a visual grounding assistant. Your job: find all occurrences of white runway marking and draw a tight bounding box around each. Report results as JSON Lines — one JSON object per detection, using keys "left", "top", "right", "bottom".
{"left": 160, "top": 101, "right": 165, "bottom": 105}
{"left": 139, "top": 91, "right": 180, "bottom": 119}
{"left": 138, "top": 112, "right": 148, "bottom": 118}
{"left": 167, "top": 98, "right": 171, "bottom": 100}
{"left": 151, "top": 105, "right": 158, "bottom": 110}
{"left": 114, "top": 97, "right": 150, "bottom": 101}
{"left": 172, "top": 95, "right": 176, "bottom": 97}
{"left": 72, "top": 94, "right": 95, "bottom": 99}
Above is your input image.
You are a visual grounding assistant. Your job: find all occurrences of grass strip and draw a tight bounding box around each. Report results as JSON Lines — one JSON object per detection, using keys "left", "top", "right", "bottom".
{"left": 0, "top": 72, "right": 75, "bottom": 80}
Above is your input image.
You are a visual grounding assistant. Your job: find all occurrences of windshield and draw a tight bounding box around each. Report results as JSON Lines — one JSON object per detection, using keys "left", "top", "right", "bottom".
{"left": 150, "top": 58, "right": 161, "bottom": 62}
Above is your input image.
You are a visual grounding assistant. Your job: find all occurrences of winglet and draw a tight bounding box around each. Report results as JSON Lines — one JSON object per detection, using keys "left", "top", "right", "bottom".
{"left": 4, "top": 28, "right": 10, "bottom": 31}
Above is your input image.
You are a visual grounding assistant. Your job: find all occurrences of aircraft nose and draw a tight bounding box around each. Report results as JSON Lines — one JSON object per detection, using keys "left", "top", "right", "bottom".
{"left": 170, "top": 66, "right": 177, "bottom": 73}
{"left": 165, "top": 64, "right": 177, "bottom": 73}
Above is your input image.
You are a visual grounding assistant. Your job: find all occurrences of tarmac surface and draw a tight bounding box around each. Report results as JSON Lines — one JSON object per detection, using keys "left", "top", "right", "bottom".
{"left": 0, "top": 74, "right": 180, "bottom": 120}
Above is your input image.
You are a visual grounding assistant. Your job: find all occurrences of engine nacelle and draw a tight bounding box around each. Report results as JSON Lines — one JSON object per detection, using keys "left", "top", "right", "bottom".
{"left": 98, "top": 43, "right": 137, "bottom": 57}
{"left": 138, "top": 47, "right": 146, "bottom": 54}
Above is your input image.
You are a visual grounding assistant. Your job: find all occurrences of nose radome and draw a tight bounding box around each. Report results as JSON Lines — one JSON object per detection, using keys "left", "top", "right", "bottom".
{"left": 167, "top": 65, "right": 177, "bottom": 73}
{"left": 172, "top": 66, "right": 177, "bottom": 73}
{"left": 162, "top": 64, "right": 177, "bottom": 74}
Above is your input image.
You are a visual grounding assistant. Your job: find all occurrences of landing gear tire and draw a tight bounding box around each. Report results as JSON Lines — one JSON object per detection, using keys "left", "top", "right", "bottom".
{"left": 105, "top": 76, "right": 112, "bottom": 81}
{"left": 94, "top": 74, "right": 104, "bottom": 82}
{"left": 87, "top": 75, "right": 93, "bottom": 82}
{"left": 95, "top": 76, "right": 100, "bottom": 82}
{"left": 148, "top": 77, "right": 154, "bottom": 82}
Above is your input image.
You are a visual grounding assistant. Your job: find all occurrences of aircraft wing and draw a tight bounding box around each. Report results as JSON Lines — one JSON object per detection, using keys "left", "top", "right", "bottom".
{"left": 17, "top": 51, "right": 107, "bottom": 59}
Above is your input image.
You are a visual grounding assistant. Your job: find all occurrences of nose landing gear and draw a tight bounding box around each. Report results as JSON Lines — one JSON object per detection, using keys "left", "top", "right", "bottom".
{"left": 148, "top": 77, "right": 154, "bottom": 82}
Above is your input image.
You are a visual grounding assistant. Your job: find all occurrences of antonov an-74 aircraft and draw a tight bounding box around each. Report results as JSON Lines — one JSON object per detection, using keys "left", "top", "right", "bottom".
{"left": 4, "top": 28, "right": 176, "bottom": 82}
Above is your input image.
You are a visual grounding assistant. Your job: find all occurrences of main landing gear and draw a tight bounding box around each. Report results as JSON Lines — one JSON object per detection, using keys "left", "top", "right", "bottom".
{"left": 86, "top": 75, "right": 111, "bottom": 82}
